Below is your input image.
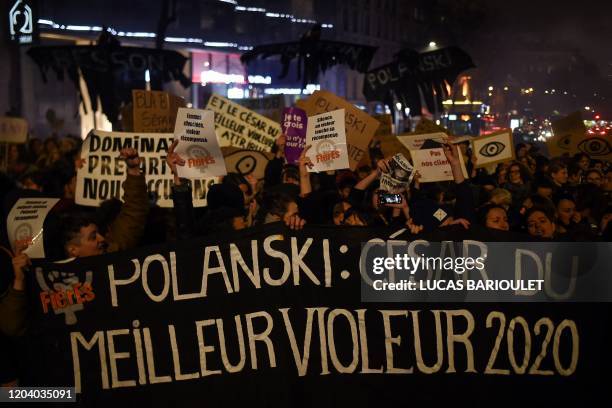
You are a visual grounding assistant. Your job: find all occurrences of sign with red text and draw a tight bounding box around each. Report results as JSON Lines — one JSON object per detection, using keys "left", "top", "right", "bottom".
{"left": 174, "top": 108, "right": 227, "bottom": 179}
{"left": 7, "top": 198, "right": 59, "bottom": 258}
{"left": 296, "top": 90, "right": 379, "bottom": 170}
{"left": 410, "top": 148, "right": 468, "bottom": 183}
{"left": 306, "top": 109, "right": 350, "bottom": 172}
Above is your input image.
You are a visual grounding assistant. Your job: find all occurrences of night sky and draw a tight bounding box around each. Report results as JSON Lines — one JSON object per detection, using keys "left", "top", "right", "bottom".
{"left": 486, "top": 0, "right": 612, "bottom": 87}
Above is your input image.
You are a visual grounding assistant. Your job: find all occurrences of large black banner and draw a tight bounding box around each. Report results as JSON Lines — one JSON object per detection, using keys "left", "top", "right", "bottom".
{"left": 27, "top": 44, "right": 190, "bottom": 124}
{"left": 362, "top": 47, "right": 475, "bottom": 115}
{"left": 241, "top": 25, "right": 377, "bottom": 89}
{"left": 23, "top": 224, "right": 610, "bottom": 406}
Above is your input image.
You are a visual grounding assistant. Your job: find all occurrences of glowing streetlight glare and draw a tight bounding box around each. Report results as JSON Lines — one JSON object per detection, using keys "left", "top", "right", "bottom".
{"left": 395, "top": 102, "right": 402, "bottom": 110}
{"left": 584, "top": 106, "right": 591, "bottom": 110}
{"left": 488, "top": 86, "right": 493, "bottom": 91}
{"left": 428, "top": 41, "right": 437, "bottom": 47}
{"left": 503, "top": 86, "right": 508, "bottom": 91}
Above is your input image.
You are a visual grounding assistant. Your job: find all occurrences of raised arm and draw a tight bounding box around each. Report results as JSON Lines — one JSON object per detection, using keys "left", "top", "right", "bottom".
{"left": 166, "top": 140, "right": 196, "bottom": 240}
{"left": 442, "top": 142, "right": 475, "bottom": 222}
{"left": 442, "top": 142, "right": 466, "bottom": 184}
{"left": 298, "top": 144, "right": 314, "bottom": 197}
{"left": 107, "top": 148, "right": 149, "bottom": 252}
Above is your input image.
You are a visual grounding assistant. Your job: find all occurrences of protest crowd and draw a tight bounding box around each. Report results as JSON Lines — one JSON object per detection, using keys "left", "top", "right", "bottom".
{"left": 0, "top": 100, "right": 611, "bottom": 387}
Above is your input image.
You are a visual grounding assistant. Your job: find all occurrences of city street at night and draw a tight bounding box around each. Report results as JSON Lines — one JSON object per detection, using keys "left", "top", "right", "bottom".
{"left": 0, "top": 1, "right": 611, "bottom": 406}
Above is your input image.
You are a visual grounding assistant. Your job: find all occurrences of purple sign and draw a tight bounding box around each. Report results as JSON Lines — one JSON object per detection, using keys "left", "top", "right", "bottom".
{"left": 282, "top": 107, "right": 307, "bottom": 164}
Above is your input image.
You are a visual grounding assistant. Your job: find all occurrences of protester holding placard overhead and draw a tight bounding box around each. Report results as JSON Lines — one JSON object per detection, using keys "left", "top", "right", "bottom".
{"left": 0, "top": 86, "right": 610, "bottom": 398}
{"left": 52, "top": 147, "right": 148, "bottom": 259}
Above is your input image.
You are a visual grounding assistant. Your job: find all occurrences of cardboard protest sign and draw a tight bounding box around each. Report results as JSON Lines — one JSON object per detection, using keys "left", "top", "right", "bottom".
{"left": 221, "top": 147, "right": 274, "bottom": 181}
{"left": 237, "top": 95, "right": 285, "bottom": 122}
{"left": 296, "top": 90, "right": 379, "bottom": 170}
{"left": 550, "top": 112, "right": 611, "bottom": 161}
{"left": 379, "top": 153, "right": 414, "bottom": 192}
{"left": 282, "top": 107, "right": 308, "bottom": 164}
{"left": 0, "top": 116, "right": 28, "bottom": 143}
{"left": 548, "top": 112, "right": 585, "bottom": 157}
{"left": 76, "top": 130, "right": 215, "bottom": 208}
{"left": 24, "top": 223, "right": 611, "bottom": 406}
{"left": 577, "top": 135, "right": 612, "bottom": 162}
{"left": 471, "top": 129, "right": 515, "bottom": 168}
{"left": 125, "top": 92, "right": 186, "bottom": 133}
{"left": 7, "top": 198, "right": 59, "bottom": 258}
{"left": 206, "top": 94, "right": 281, "bottom": 152}
{"left": 306, "top": 109, "right": 350, "bottom": 172}
{"left": 411, "top": 147, "right": 468, "bottom": 183}
{"left": 173, "top": 108, "right": 227, "bottom": 179}
{"left": 132, "top": 90, "right": 170, "bottom": 132}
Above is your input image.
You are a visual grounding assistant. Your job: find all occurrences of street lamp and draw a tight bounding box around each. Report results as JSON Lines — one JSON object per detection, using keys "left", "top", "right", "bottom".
{"left": 428, "top": 41, "right": 437, "bottom": 47}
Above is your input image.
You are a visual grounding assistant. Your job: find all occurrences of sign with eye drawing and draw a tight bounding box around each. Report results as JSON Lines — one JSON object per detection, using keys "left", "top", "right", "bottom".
{"left": 550, "top": 112, "right": 612, "bottom": 162}
{"left": 471, "top": 129, "right": 515, "bottom": 168}
{"left": 221, "top": 147, "right": 274, "bottom": 181}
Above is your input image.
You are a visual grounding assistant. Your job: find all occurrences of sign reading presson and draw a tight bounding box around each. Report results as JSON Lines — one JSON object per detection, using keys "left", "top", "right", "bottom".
{"left": 206, "top": 94, "right": 281, "bottom": 152}
{"left": 7, "top": 198, "right": 59, "bottom": 258}
{"left": 174, "top": 108, "right": 227, "bottom": 179}
{"left": 306, "top": 109, "right": 350, "bottom": 172}
{"left": 75, "top": 130, "right": 215, "bottom": 208}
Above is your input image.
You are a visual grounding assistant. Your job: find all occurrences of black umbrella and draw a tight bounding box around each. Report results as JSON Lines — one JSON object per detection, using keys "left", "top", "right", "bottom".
{"left": 240, "top": 24, "right": 377, "bottom": 90}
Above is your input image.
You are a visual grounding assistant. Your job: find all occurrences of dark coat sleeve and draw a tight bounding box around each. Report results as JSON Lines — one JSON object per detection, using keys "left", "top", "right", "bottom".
{"left": 107, "top": 174, "right": 149, "bottom": 252}
{"left": 264, "top": 158, "right": 284, "bottom": 187}
{"left": 453, "top": 181, "right": 476, "bottom": 222}
{"left": 171, "top": 180, "right": 196, "bottom": 241}
{"left": 0, "top": 287, "right": 27, "bottom": 336}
